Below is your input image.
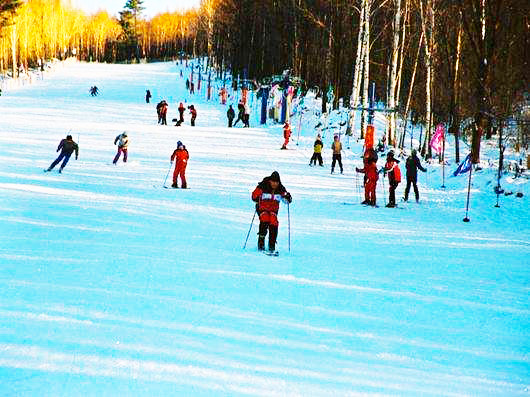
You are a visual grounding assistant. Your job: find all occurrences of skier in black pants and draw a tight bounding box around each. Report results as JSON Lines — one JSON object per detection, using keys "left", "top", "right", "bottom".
{"left": 46, "top": 135, "right": 79, "bottom": 173}
{"left": 233, "top": 102, "right": 245, "bottom": 127}
{"left": 227, "top": 105, "right": 235, "bottom": 127}
{"left": 145, "top": 89, "right": 152, "bottom": 103}
{"left": 404, "top": 149, "right": 426, "bottom": 202}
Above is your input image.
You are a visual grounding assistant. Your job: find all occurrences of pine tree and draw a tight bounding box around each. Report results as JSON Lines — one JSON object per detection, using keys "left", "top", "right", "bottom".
{"left": 120, "top": 0, "right": 144, "bottom": 61}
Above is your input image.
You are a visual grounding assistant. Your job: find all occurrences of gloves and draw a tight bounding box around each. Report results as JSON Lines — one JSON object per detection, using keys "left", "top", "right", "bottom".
{"left": 355, "top": 167, "right": 361, "bottom": 172}
{"left": 284, "top": 192, "right": 292, "bottom": 204}
{"left": 261, "top": 193, "right": 272, "bottom": 200}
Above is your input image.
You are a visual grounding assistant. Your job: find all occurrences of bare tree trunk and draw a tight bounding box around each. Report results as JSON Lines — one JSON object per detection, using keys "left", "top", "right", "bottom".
{"left": 399, "top": 31, "right": 423, "bottom": 149}
{"left": 347, "top": 0, "right": 366, "bottom": 137}
{"left": 11, "top": 25, "right": 17, "bottom": 79}
{"left": 450, "top": 16, "right": 463, "bottom": 163}
{"left": 420, "top": 0, "right": 434, "bottom": 158}
{"left": 361, "top": 0, "right": 371, "bottom": 138}
{"left": 387, "top": 0, "right": 402, "bottom": 146}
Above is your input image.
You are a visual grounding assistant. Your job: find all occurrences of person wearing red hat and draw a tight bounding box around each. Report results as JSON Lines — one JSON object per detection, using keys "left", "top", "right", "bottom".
{"left": 251, "top": 171, "right": 292, "bottom": 253}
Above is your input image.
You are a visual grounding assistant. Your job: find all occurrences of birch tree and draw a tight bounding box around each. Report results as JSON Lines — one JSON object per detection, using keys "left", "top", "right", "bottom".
{"left": 386, "top": 0, "right": 402, "bottom": 146}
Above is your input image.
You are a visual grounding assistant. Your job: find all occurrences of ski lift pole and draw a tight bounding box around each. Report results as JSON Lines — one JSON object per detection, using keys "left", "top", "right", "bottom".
{"left": 296, "top": 110, "right": 303, "bottom": 145}
{"left": 287, "top": 203, "right": 291, "bottom": 252}
{"left": 463, "top": 165, "right": 474, "bottom": 222}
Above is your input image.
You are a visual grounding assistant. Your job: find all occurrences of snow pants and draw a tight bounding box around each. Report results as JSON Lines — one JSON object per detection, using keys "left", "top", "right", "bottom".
{"left": 49, "top": 152, "right": 72, "bottom": 171}
{"left": 228, "top": 117, "right": 234, "bottom": 127}
{"left": 310, "top": 152, "right": 323, "bottom": 166}
{"left": 113, "top": 147, "right": 128, "bottom": 164}
{"left": 365, "top": 180, "right": 377, "bottom": 206}
{"left": 404, "top": 178, "right": 419, "bottom": 201}
{"left": 388, "top": 181, "right": 399, "bottom": 205}
{"left": 173, "top": 163, "right": 187, "bottom": 188}
{"left": 258, "top": 211, "right": 279, "bottom": 251}
{"left": 331, "top": 154, "right": 343, "bottom": 173}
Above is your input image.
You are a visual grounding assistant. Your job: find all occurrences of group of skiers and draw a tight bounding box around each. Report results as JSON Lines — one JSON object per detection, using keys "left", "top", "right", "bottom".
{"left": 226, "top": 100, "right": 250, "bottom": 128}
{"left": 355, "top": 147, "right": 426, "bottom": 207}
{"left": 155, "top": 99, "right": 197, "bottom": 127}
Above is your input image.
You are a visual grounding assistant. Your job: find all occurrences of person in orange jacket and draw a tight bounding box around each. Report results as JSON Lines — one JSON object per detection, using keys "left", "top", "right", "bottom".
{"left": 251, "top": 171, "right": 292, "bottom": 253}
{"left": 356, "top": 155, "right": 379, "bottom": 206}
{"left": 281, "top": 122, "right": 291, "bottom": 149}
{"left": 381, "top": 151, "right": 401, "bottom": 207}
{"left": 170, "top": 141, "right": 189, "bottom": 188}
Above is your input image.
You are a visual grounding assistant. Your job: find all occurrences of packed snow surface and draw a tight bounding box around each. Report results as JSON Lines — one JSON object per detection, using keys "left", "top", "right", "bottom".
{"left": 0, "top": 61, "right": 528, "bottom": 396}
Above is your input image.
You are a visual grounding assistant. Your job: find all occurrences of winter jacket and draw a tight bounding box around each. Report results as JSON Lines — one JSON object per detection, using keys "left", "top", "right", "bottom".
{"left": 405, "top": 155, "right": 426, "bottom": 181}
{"left": 331, "top": 140, "right": 342, "bottom": 154}
{"left": 58, "top": 139, "right": 79, "bottom": 157}
{"left": 383, "top": 158, "right": 401, "bottom": 183}
{"left": 227, "top": 107, "right": 235, "bottom": 119}
{"left": 252, "top": 177, "right": 291, "bottom": 215}
{"left": 356, "top": 161, "right": 379, "bottom": 182}
{"left": 171, "top": 148, "right": 189, "bottom": 165}
{"left": 114, "top": 134, "right": 129, "bottom": 149}
{"left": 283, "top": 125, "right": 292, "bottom": 139}
{"left": 313, "top": 138, "right": 323, "bottom": 153}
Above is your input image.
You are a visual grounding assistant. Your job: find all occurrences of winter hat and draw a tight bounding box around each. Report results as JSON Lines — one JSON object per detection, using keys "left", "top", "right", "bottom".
{"left": 387, "top": 150, "right": 394, "bottom": 158}
{"left": 66, "top": 135, "right": 72, "bottom": 140}
{"left": 269, "top": 171, "right": 281, "bottom": 183}
{"left": 177, "top": 140, "right": 183, "bottom": 147}
{"left": 122, "top": 131, "right": 128, "bottom": 137}
{"left": 411, "top": 149, "right": 417, "bottom": 156}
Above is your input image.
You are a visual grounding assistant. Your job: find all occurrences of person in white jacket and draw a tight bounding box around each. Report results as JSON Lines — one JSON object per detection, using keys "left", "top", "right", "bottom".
{"left": 113, "top": 132, "right": 129, "bottom": 164}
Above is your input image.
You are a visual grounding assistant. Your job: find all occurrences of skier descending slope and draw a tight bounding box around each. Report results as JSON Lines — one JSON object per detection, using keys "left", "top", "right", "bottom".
{"left": 45, "top": 134, "right": 79, "bottom": 173}
{"left": 251, "top": 171, "right": 292, "bottom": 255}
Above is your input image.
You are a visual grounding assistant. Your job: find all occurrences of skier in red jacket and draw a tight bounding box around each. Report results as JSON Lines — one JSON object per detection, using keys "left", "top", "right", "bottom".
{"left": 381, "top": 151, "right": 401, "bottom": 207}
{"left": 281, "top": 122, "right": 291, "bottom": 149}
{"left": 251, "top": 171, "right": 292, "bottom": 253}
{"left": 170, "top": 141, "right": 189, "bottom": 188}
{"left": 356, "top": 156, "right": 379, "bottom": 206}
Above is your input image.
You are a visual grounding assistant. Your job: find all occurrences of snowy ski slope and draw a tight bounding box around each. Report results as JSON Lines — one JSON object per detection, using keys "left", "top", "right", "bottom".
{"left": 0, "top": 61, "right": 528, "bottom": 396}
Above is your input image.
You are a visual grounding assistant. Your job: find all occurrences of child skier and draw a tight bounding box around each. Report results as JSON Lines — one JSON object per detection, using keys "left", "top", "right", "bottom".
{"left": 331, "top": 134, "right": 343, "bottom": 174}
{"left": 45, "top": 135, "right": 79, "bottom": 173}
{"left": 170, "top": 141, "right": 189, "bottom": 188}
{"left": 356, "top": 155, "right": 379, "bottom": 206}
{"left": 309, "top": 133, "right": 324, "bottom": 166}
{"left": 178, "top": 102, "right": 186, "bottom": 124}
{"left": 113, "top": 132, "right": 129, "bottom": 164}
{"left": 381, "top": 151, "right": 401, "bottom": 207}
{"left": 281, "top": 122, "right": 291, "bottom": 149}
{"left": 251, "top": 171, "right": 292, "bottom": 254}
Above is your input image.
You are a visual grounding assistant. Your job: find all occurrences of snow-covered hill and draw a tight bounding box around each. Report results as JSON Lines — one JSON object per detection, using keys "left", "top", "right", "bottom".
{"left": 0, "top": 61, "right": 528, "bottom": 396}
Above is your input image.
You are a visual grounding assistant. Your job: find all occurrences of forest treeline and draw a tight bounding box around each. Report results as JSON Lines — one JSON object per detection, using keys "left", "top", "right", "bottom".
{"left": 0, "top": 0, "right": 528, "bottom": 153}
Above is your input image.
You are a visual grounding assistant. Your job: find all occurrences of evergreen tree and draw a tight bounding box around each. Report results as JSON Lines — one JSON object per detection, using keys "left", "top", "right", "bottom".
{"left": 119, "top": 0, "right": 144, "bottom": 61}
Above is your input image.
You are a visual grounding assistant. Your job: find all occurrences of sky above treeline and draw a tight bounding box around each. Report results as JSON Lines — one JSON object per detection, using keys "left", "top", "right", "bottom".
{"left": 71, "top": 0, "right": 201, "bottom": 18}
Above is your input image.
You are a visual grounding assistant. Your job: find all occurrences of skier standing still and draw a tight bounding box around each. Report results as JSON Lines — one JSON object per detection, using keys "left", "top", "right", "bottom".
{"left": 404, "top": 149, "right": 426, "bottom": 202}
{"left": 281, "top": 122, "right": 291, "bottom": 149}
{"left": 45, "top": 135, "right": 79, "bottom": 173}
{"left": 251, "top": 171, "right": 292, "bottom": 254}
{"left": 227, "top": 105, "right": 235, "bottom": 127}
{"left": 170, "top": 141, "right": 189, "bottom": 188}
{"left": 381, "top": 151, "right": 401, "bottom": 207}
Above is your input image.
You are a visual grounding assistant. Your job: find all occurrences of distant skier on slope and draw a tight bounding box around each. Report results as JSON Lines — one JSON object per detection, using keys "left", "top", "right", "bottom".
{"left": 330, "top": 134, "right": 343, "bottom": 174}
{"left": 251, "top": 171, "right": 292, "bottom": 254}
{"left": 157, "top": 100, "right": 168, "bottom": 125}
{"left": 170, "top": 141, "right": 189, "bottom": 188}
{"left": 45, "top": 134, "right": 79, "bottom": 173}
{"left": 404, "top": 149, "right": 426, "bottom": 203}
{"left": 113, "top": 132, "right": 129, "bottom": 164}
{"left": 233, "top": 101, "right": 245, "bottom": 127}
{"left": 281, "top": 122, "right": 291, "bottom": 150}
{"left": 145, "top": 89, "right": 152, "bottom": 103}
{"left": 89, "top": 86, "right": 99, "bottom": 96}
{"left": 227, "top": 105, "right": 235, "bottom": 127}
{"left": 381, "top": 151, "right": 401, "bottom": 208}
{"left": 188, "top": 104, "right": 197, "bottom": 126}
{"left": 309, "top": 133, "right": 324, "bottom": 166}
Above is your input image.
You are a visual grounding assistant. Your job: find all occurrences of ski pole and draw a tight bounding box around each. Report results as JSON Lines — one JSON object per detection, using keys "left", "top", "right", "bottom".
{"left": 287, "top": 203, "right": 291, "bottom": 252}
{"left": 243, "top": 209, "right": 257, "bottom": 249}
{"left": 163, "top": 162, "right": 173, "bottom": 187}
{"left": 382, "top": 171, "right": 387, "bottom": 206}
